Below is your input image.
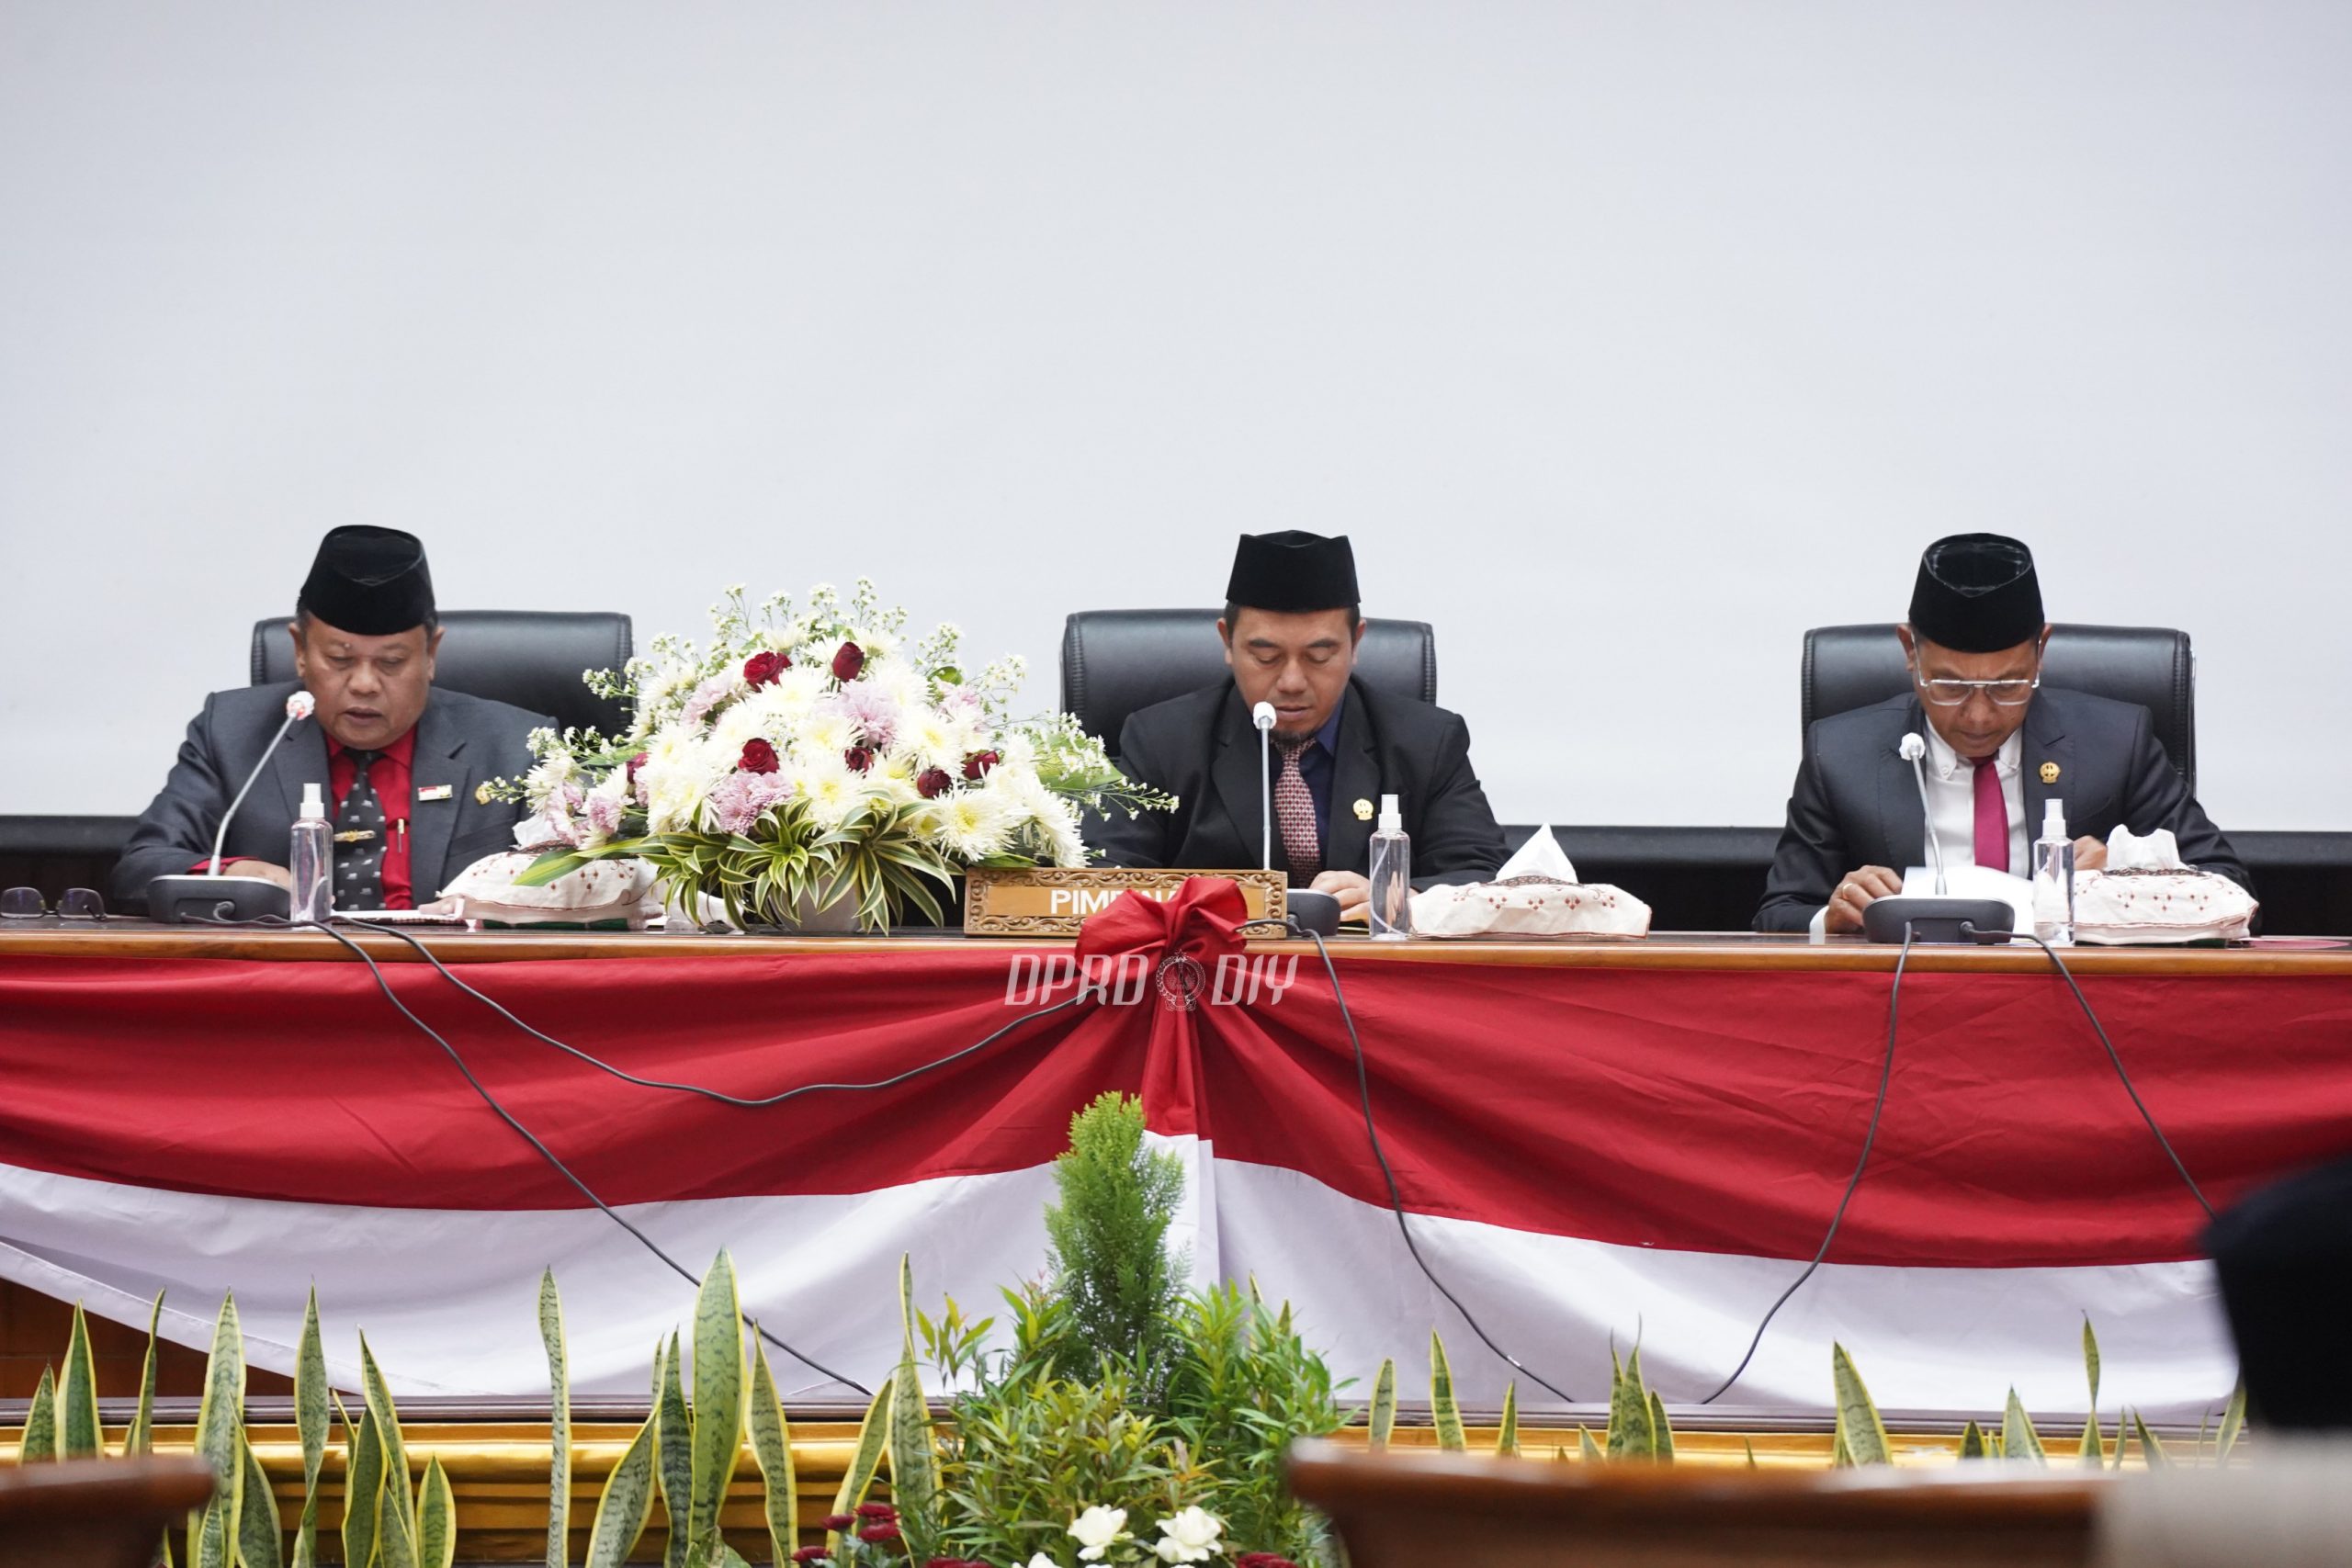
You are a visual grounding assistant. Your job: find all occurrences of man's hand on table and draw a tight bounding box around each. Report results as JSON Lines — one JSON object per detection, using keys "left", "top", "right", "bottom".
{"left": 226, "top": 862, "right": 294, "bottom": 890}
{"left": 1824, "top": 865, "right": 1904, "bottom": 934}
{"left": 1311, "top": 870, "right": 1371, "bottom": 921}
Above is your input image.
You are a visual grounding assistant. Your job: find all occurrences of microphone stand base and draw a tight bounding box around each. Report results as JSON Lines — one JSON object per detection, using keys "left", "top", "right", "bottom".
{"left": 1285, "top": 889, "right": 1343, "bottom": 937}
{"left": 1861, "top": 897, "right": 2014, "bottom": 945}
{"left": 147, "top": 875, "right": 292, "bottom": 925}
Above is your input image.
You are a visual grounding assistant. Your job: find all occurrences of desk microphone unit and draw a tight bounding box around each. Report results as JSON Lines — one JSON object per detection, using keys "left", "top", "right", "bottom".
{"left": 1862, "top": 731, "right": 2012, "bottom": 945}
{"left": 1252, "top": 698, "right": 1342, "bottom": 937}
{"left": 146, "top": 690, "right": 313, "bottom": 924}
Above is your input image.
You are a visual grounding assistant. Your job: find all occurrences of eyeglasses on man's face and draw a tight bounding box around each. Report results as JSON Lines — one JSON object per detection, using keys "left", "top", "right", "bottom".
{"left": 1909, "top": 658, "right": 2041, "bottom": 708}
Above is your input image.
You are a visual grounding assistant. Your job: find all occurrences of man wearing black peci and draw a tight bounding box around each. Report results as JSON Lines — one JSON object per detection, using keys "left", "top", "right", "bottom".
{"left": 113, "top": 527, "right": 546, "bottom": 911}
{"left": 1086, "top": 530, "right": 1507, "bottom": 919}
{"left": 1756, "top": 533, "right": 2250, "bottom": 935}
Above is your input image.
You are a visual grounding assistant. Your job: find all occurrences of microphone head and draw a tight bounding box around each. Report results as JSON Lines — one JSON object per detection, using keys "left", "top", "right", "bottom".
{"left": 1898, "top": 732, "right": 1926, "bottom": 761}
{"left": 286, "top": 690, "right": 317, "bottom": 720}
{"left": 1251, "top": 701, "right": 1277, "bottom": 731}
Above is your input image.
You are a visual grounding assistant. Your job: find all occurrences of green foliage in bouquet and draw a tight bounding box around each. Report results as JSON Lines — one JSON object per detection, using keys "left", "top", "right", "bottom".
{"left": 490, "top": 581, "right": 1171, "bottom": 931}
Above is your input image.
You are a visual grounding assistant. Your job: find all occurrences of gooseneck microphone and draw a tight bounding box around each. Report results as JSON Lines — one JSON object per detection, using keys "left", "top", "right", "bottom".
{"left": 1252, "top": 700, "right": 1277, "bottom": 871}
{"left": 148, "top": 690, "right": 316, "bottom": 923}
{"left": 1860, "top": 729, "right": 2011, "bottom": 945}
{"left": 1898, "top": 732, "right": 1947, "bottom": 895}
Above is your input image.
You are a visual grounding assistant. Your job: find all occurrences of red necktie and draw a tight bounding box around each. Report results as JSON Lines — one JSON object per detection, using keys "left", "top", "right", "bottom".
{"left": 1972, "top": 757, "right": 2007, "bottom": 873}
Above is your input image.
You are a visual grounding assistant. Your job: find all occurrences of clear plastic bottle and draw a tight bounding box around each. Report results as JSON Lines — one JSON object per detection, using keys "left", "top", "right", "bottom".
{"left": 1367, "top": 792, "right": 1411, "bottom": 941}
{"left": 2032, "top": 797, "right": 2075, "bottom": 947}
{"left": 290, "top": 782, "right": 333, "bottom": 924}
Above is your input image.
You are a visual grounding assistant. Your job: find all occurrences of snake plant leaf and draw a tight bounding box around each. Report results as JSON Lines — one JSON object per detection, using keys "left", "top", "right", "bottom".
{"left": 344, "top": 1405, "right": 384, "bottom": 1568}
{"left": 714, "top": 1547, "right": 752, "bottom": 1568}
{"left": 125, "top": 1291, "right": 164, "bottom": 1459}
{"left": 1606, "top": 1345, "right": 1655, "bottom": 1461}
{"left": 1577, "top": 1426, "right": 1604, "bottom": 1463}
{"left": 59, "top": 1303, "right": 103, "bottom": 1459}
{"left": 2078, "top": 1410, "right": 2106, "bottom": 1467}
{"left": 2132, "top": 1409, "right": 2167, "bottom": 1469}
{"left": 2002, "top": 1389, "right": 2047, "bottom": 1464}
{"left": 418, "top": 1455, "right": 457, "bottom": 1568}
{"left": 539, "top": 1270, "right": 570, "bottom": 1568}
{"left": 377, "top": 1479, "right": 422, "bottom": 1568}
{"left": 21, "top": 1365, "right": 57, "bottom": 1462}
{"left": 1831, "top": 1344, "right": 1891, "bottom": 1466}
{"left": 1648, "top": 1390, "right": 1676, "bottom": 1463}
{"left": 196, "top": 1498, "right": 231, "bottom": 1568}
{"left": 585, "top": 1411, "right": 659, "bottom": 1568}
{"left": 1960, "top": 1420, "right": 1988, "bottom": 1459}
{"left": 745, "top": 1329, "right": 797, "bottom": 1565}
{"left": 359, "top": 1334, "right": 414, "bottom": 1531}
{"left": 826, "top": 1374, "right": 894, "bottom": 1561}
{"left": 191, "top": 1293, "right": 247, "bottom": 1562}
{"left": 1430, "top": 1332, "right": 1466, "bottom": 1452}
{"left": 1831, "top": 1422, "right": 1855, "bottom": 1469}
{"left": 2082, "top": 1316, "right": 2102, "bottom": 1412}
{"left": 1368, "top": 1358, "right": 1397, "bottom": 1450}
{"left": 656, "top": 1331, "right": 692, "bottom": 1568}
{"left": 1496, "top": 1382, "right": 1520, "bottom": 1457}
{"left": 294, "top": 1289, "right": 327, "bottom": 1567}
{"left": 689, "top": 1252, "right": 746, "bottom": 1563}
{"left": 2216, "top": 1376, "right": 2247, "bottom": 1464}
{"left": 888, "top": 1255, "right": 941, "bottom": 1543}
{"left": 240, "top": 1437, "right": 284, "bottom": 1568}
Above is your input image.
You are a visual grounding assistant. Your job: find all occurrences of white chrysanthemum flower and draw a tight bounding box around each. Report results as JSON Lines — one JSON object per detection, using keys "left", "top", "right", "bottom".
{"left": 737, "top": 665, "right": 828, "bottom": 734}
{"left": 871, "top": 753, "right": 925, "bottom": 809}
{"left": 989, "top": 761, "right": 1087, "bottom": 866}
{"left": 709, "top": 699, "right": 769, "bottom": 755}
{"left": 794, "top": 707, "right": 859, "bottom": 759}
{"left": 894, "top": 705, "right": 976, "bottom": 771}
{"left": 639, "top": 728, "right": 728, "bottom": 834}
{"left": 520, "top": 751, "right": 578, "bottom": 810}
{"left": 849, "top": 625, "right": 897, "bottom": 663}
{"left": 927, "top": 787, "right": 1013, "bottom": 861}
{"left": 795, "top": 752, "right": 866, "bottom": 829}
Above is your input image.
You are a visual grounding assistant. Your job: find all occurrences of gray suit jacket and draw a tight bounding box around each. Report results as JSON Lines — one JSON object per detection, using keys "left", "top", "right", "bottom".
{"left": 113, "top": 682, "right": 548, "bottom": 906}
{"left": 1755, "top": 686, "right": 2251, "bottom": 932}
{"left": 1086, "top": 678, "right": 1507, "bottom": 888}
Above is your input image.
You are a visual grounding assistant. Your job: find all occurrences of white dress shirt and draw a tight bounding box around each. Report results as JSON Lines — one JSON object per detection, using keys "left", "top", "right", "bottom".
{"left": 1811, "top": 727, "right": 2026, "bottom": 935}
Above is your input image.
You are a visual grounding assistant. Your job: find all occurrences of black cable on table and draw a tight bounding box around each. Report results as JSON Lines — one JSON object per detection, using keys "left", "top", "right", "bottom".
{"left": 192, "top": 910, "right": 870, "bottom": 1393}
{"left": 1288, "top": 921, "right": 1582, "bottom": 1405}
{"left": 1698, "top": 921, "right": 1917, "bottom": 1404}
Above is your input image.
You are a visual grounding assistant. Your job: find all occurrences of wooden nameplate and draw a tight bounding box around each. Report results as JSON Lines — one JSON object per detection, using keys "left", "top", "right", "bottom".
{"left": 963, "top": 867, "right": 1288, "bottom": 936}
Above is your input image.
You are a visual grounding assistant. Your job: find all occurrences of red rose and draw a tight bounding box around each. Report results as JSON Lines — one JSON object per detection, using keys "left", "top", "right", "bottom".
{"left": 625, "top": 750, "right": 650, "bottom": 786}
{"left": 831, "top": 640, "right": 865, "bottom": 682}
{"left": 844, "top": 746, "right": 875, "bottom": 773}
{"left": 739, "top": 739, "right": 780, "bottom": 774}
{"left": 743, "top": 650, "right": 788, "bottom": 687}
{"left": 819, "top": 1514, "right": 855, "bottom": 1530}
{"left": 916, "top": 767, "right": 954, "bottom": 799}
{"left": 856, "top": 1504, "right": 898, "bottom": 1521}
{"left": 961, "top": 750, "right": 1001, "bottom": 781}
{"left": 792, "top": 1551, "right": 830, "bottom": 1565}
{"left": 856, "top": 1524, "right": 902, "bottom": 1544}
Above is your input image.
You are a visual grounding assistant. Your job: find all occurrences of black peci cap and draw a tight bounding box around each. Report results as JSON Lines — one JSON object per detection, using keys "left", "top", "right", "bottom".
{"left": 1908, "top": 533, "right": 2044, "bottom": 653}
{"left": 1225, "top": 530, "right": 1360, "bottom": 614}
{"left": 299, "top": 526, "right": 435, "bottom": 636}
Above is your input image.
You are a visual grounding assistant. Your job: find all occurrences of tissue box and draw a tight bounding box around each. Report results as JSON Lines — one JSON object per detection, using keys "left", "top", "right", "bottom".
{"left": 2072, "top": 869, "right": 2256, "bottom": 945}
{"left": 438, "top": 852, "right": 663, "bottom": 928}
{"left": 1408, "top": 875, "right": 1653, "bottom": 939}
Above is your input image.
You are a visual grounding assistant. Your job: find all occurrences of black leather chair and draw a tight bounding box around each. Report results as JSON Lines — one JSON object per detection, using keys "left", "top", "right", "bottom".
{"left": 1061, "top": 609, "right": 1437, "bottom": 751}
{"left": 1803, "top": 623, "right": 2197, "bottom": 790}
{"left": 251, "top": 610, "right": 635, "bottom": 736}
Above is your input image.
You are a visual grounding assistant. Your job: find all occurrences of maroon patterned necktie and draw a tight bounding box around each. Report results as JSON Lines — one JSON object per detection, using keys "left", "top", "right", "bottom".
{"left": 1273, "top": 734, "right": 1321, "bottom": 883}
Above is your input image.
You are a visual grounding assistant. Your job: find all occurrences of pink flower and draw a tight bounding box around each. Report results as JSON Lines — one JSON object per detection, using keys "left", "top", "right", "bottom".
{"left": 682, "top": 673, "right": 739, "bottom": 728}
{"left": 831, "top": 640, "right": 865, "bottom": 682}
{"left": 832, "top": 682, "right": 901, "bottom": 750}
{"left": 705, "top": 772, "right": 794, "bottom": 835}
{"left": 585, "top": 790, "right": 623, "bottom": 839}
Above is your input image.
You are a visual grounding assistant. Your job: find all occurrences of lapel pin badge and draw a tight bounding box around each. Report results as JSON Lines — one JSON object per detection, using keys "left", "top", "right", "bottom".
{"left": 1352, "top": 797, "right": 1374, "bottom": 821}
{"left": 417, "top": 784, "right": 454, "bottom": 803}
{"left": 473, "top": 782, "right": 495, "bottom": 806}
{"left": 2039, "top": 761, "right": 2061, "bottom": 784}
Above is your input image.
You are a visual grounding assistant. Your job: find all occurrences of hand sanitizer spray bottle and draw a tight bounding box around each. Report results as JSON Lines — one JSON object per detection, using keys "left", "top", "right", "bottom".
{"left": 1368, "top": 792, "right": 1411, "bottom": 941}
{"left": 290, "top": 783, "right": 333, "bottom": 923}
{"left": 2032, "top": 798, "right": 2075, "bottom": 947}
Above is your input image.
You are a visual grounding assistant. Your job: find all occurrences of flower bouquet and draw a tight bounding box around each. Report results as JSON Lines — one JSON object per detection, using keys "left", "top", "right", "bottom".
{"left": 495, "top": 581, "right": 1170, "bottom": 931}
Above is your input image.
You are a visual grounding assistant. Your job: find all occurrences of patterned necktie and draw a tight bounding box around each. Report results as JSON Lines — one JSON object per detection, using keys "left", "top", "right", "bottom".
{"left": 339, "top": 750, "right": 387, "bottom": 910}
{"left": 1972, "top": 756, "right": 2007, "bottom": 873}
{"left": 1273, "top": 734, "right": 1321, "bottom": 884}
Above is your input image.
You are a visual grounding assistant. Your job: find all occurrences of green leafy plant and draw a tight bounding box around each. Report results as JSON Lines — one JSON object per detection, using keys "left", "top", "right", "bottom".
{"left": 1041, "top": 1091, "right": 1189, "bottom": 1393}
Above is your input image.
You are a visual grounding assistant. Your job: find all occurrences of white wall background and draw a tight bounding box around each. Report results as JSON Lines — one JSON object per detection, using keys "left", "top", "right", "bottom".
{"left": 3, "top": 2, "right": 2346, "bottom": 826}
